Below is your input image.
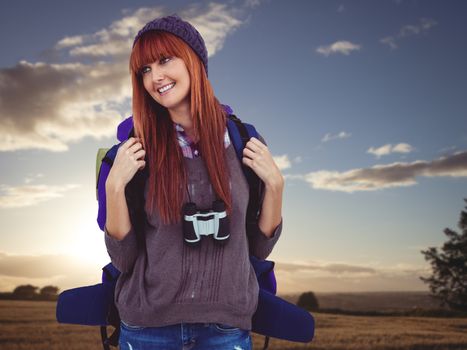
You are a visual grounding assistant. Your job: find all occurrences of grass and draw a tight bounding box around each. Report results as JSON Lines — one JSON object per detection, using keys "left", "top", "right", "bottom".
{"left": 1, "top": 300, "right": 467, "bottom": 350}
{"left": 258, "top": 313, "right": 467, "bottom": 350}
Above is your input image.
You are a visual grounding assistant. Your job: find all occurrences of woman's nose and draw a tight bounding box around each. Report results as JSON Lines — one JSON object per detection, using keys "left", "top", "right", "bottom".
{"left": 151, "top": 67, "right": 164, "bottom": 82}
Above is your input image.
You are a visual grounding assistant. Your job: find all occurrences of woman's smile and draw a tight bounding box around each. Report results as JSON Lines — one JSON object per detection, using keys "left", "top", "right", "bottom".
{"left": 158, "top": 82, "right": 176, "bottom": 95}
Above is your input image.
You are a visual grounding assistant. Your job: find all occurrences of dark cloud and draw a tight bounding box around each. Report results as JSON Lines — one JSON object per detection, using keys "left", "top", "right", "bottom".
{"left": 304, "top": 151, "right": 467, "bottom": 192}
{"left": 0, "top": 252, "right": 428, "bottom": 294}
{"left": 274, "top": 260, "right": 428, "bottom": 293}
{"left": 276, "top": 262, "right": 376, "bottom": 274}
{"left": 0, "top": 60, "right": 128, "bottom": 151}
{"left": 0, "top": 252, "right": 95, "bottom": 278}
{"left": 0, "top": 184, "right": 79, "bottom": 208}
{"left": 0, "top": 252, "right": 106, "bottom": 293}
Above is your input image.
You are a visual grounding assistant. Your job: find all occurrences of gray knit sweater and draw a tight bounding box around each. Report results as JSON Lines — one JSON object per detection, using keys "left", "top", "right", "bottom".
{"left": 104, "top": 143, "right": 282, "bottom": 330}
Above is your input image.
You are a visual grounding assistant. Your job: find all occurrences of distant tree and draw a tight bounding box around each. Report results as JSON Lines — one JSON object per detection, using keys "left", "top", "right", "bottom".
{"left": 420, "top": 198, "right": 467, "bottom": 312}
{"left": 40, "top": 285, "right": 59, "bottom": 297}
{"left": 13, "top": 285, "right": 38, "bottom": 299}
{"left": 297, "top": 291, "right": 319, "bottom": 311}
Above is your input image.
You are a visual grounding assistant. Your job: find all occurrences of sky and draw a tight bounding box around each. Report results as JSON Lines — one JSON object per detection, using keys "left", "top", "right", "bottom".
{"left": 0, "top": 0, "right": 466, "bottom": 295}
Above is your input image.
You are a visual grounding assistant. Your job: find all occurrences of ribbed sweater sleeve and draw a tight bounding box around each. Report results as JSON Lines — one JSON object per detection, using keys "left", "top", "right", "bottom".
{"left": 104, "top": 226, "right": 139, "bottom": 273}
{"left": 247, "top": 218, "right": 282, "bottom": 259}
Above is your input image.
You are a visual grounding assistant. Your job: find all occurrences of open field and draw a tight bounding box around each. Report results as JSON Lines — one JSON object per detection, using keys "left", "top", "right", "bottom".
{"left": 1, "top": 300, "right": 467, "bottom": 350}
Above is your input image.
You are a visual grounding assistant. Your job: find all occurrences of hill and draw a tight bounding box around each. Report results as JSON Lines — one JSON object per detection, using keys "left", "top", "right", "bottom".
{"left": 281, "top": 291, "right": 442, "bottom": 311}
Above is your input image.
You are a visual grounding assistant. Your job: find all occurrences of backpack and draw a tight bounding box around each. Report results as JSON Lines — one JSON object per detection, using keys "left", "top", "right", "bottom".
{"left": 56, "top": 106, "right": 314, "bottom": 350}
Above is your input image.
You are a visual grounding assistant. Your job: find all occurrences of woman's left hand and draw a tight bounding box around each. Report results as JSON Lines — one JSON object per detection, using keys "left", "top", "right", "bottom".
{"left": 242, "top": 137, "right": 284, "bottom": 189}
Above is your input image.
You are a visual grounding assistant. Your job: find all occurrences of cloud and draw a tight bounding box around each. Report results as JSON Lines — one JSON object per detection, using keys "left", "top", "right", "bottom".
{"left": 24, "top": 173, "right": 44, "bottom": 184}
{"left": 55, "top": 35, "right": 85, "bottom": 49}
{"left": 273, "top": 155, "right": 292, "bottom": 170}
{"left": 293, "top": 156, "right": 302, "bottom": 163}
{"left": 316, "top": 41, "right": 361, "bottom": 57}
{"left": 181, "top": 3, "right": 243, "bottom": 57}
{"left": 0, "top": 252, "right": 76, "bottom": 278}
{"left": 0, "top": 60, "right": 132, "bottom": 152}
{"left": 380, "top": 36, "right": 398, "bottom": 50}
{"left": 400, "top": 18, "right": 437, "bottom": 37}
{"left": 0, "top": 252, "right": 103, "bottom": 293}
{"left": 274, "top": 260, "right": 428, "bottom": 293}
{"left": 273, "top": 154, "right": 304, "bottom": 171}
{"left": 380, "top": 18, "right": 437, "bottom": 50}
{"left": 367, "top": 143, "right": 414, "bottom": 158}
{"left": 303, "top": 150, "right": 467, "bottom": 192}
{"left": 337, "top": 4, "right": 345, "bottom": 13}
{"left": 438, "top": 145, "right": 459, "bottom": 156}
{"left": 244, "top": 0, "right": 262, "bottom": 8}
{"left": 0, "top": 3, "right": 244, "bottom": 152}
{"left": 0, "top": 251, "right": 428, "bottom": 294}
{"left": 277, "top": 261, "right": 376, "bottom": 275}
{"left": 0, "top": 183, "right": 79, "bottom": 208}
{"left": 321, "top": 131, "right": 351, "bottom": 142}
{"left": 59, "top": 7, "right": 166, "bottom": 58}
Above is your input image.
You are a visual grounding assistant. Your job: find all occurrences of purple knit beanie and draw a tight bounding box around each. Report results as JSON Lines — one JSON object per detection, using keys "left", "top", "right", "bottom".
{"left": 133, "top": 14, "right": 209, "bottom": 76}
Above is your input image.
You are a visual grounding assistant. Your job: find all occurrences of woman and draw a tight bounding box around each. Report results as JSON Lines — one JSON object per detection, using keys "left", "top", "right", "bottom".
{"left": 104, "top": 14, "right": 284, "bottom": 350}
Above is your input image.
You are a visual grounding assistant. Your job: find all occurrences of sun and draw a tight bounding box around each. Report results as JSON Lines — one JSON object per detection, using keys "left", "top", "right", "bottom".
{"left": 67, "top": 204, "right": 110, "bottom": 267}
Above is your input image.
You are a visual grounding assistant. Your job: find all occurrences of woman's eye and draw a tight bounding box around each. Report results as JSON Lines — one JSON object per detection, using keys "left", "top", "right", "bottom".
{"left": 141, "top": 66, "right": 151, "bottom": 74}
{"left": 140, "top": 57, "right": 171, "bottom": 75}
{"left": 160, "top": 57, "right": 171, "bottom": 64}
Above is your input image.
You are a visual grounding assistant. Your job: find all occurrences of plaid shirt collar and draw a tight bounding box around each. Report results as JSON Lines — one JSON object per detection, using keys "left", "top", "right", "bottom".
{"left": 175, "top": 123, "right": 231, "bottom": 159}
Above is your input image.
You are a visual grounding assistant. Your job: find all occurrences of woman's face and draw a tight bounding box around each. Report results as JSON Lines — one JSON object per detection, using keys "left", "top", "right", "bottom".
{"left": 141, "top": 56, "right": 191, "bottom": 112}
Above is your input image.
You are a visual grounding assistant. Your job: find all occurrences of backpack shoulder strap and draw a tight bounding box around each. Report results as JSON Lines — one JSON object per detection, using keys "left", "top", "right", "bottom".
{"left": 95, "top": 148, "right": 109, "bottom": 199}
{"left": 97, "top": 112, "right": 263, "bottom": 231}
{"left": 226, "top": 114, "right": 265, "bottom": 233}
{"left": 96, "top": 125, "right": 146, "bottom": 233}
{"left": 96, "top": 143, "right": 120, "bottom": 231}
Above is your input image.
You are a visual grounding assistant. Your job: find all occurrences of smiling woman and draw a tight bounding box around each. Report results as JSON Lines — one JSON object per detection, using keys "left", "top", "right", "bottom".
{"left": 101, "top": 14, "right": 285, "bottom": 350}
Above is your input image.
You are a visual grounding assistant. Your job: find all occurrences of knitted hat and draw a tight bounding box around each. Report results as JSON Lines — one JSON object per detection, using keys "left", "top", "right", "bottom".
{"left": 133, "top": 14, "right": 209, "bottom": 76}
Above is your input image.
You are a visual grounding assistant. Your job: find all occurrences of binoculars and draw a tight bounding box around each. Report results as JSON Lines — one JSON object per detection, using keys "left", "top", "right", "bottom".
{"left": 182, "top": 200, "right": 230, "bottom": 245}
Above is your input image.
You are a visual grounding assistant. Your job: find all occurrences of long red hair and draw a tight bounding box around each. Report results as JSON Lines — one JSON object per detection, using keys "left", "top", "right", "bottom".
{"left": 129, "top": 30, "right": 231, "bottom": 224}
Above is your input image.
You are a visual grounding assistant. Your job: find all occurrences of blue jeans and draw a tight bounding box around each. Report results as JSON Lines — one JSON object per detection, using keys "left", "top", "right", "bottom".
{"left": 119, "top": 320, "right": 252, "bottom": 350}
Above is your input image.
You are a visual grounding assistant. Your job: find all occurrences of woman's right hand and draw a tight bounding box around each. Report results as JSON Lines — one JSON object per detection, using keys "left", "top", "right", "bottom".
{"left": 107, "top": 137, "right": 146, "bottom": 190}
